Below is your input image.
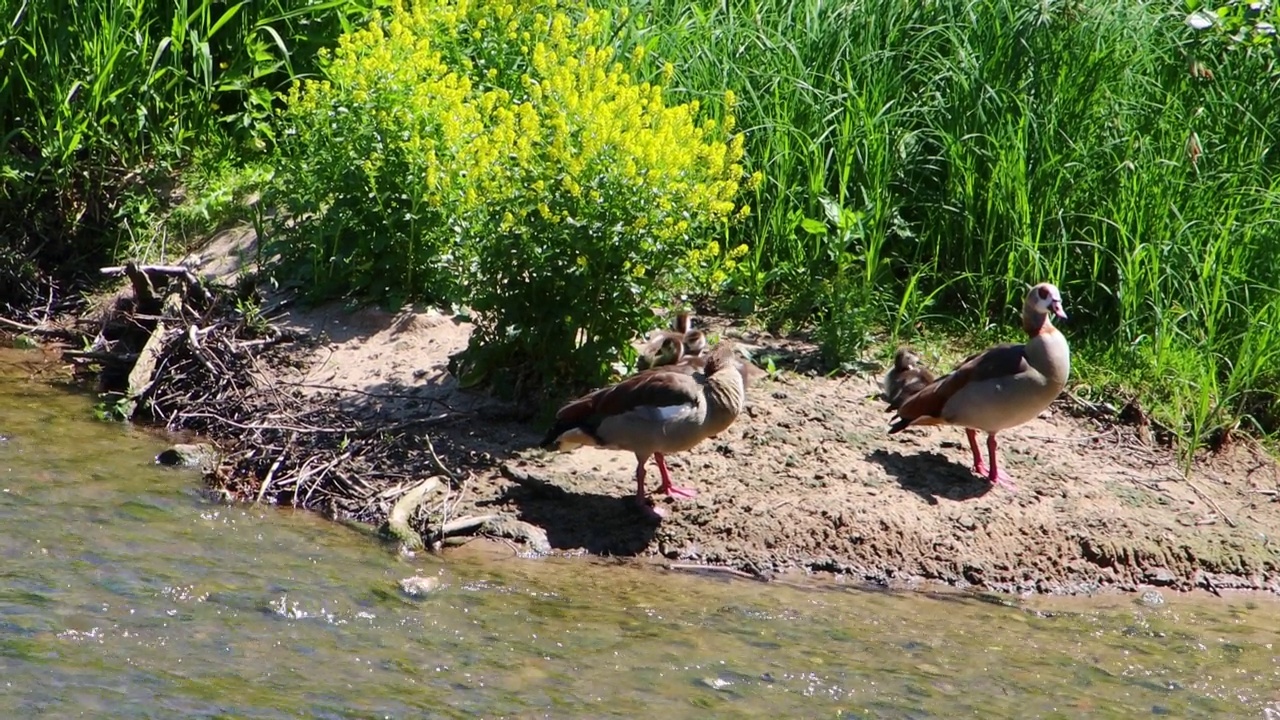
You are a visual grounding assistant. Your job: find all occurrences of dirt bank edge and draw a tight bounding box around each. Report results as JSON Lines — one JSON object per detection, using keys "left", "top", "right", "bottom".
{"left": 17, "top": 239, "right": 1280, "bottom": 599}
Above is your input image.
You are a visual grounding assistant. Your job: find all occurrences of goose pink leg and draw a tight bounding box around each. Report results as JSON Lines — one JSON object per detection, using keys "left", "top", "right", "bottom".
{"left": 653, "top": 453, "right": 699, "bottom": 498}
{"left": 966, "top": 428, "right": 1017, "bottom": 492}
{"left": 965, "top": 429, "right": 985, "bottom": 475}
{"left": 632, "top": 460, "right": 668, "bottom": 519}
{"left": 984, "top": 432, "right": 1017, "bottom": 492}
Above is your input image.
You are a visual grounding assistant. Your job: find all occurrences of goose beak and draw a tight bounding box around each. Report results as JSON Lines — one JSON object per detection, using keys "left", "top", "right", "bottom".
{"left": 1052, "top": 301, "right": 1067, "bottom": 320}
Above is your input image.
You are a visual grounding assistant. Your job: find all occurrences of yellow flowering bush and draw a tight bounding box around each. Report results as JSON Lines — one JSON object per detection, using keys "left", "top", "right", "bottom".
{"left": 271, "top": 0, "right": 750, "bottom": 396}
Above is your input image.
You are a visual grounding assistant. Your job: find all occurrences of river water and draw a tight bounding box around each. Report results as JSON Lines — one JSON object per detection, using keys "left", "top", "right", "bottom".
{"left": 1, "top": 347, "right": 1277, "bottom": 718}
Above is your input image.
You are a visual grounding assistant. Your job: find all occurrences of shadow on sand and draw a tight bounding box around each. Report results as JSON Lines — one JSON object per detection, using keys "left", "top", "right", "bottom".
{"left": 865, "top": 448, "right": 994, "bottom": 505}
{"left": 479, "top": 464, "right": 661, "bottom": 556}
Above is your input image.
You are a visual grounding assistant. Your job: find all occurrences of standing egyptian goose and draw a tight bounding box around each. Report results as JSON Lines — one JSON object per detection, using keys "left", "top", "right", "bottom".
{"left": 882, "top": 346, "right": 936, "bottom": 412}
{"left": 886, "top": 282, "right": 1070, "bottom": 491}
{"left": 540, "top": 342, "right": 747, "bottom": 517}
{"left": 637, "top": 311, "right": 708, "bottom": 370}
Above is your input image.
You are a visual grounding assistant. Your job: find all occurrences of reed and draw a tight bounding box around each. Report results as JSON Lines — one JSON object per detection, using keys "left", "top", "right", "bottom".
{"left": 626, "top": 0, "right": 1280, "bottom": 450}
{"left": 9, "top": 0, "right": 1280, "bottom": 451}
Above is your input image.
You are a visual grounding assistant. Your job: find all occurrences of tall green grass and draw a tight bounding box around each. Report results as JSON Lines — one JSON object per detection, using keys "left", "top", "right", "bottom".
{"left": 9, "top": 0, "right": 1275, "bottom": 452}
{"left": 0, "top": 0, "right": 382, "bottom": 305}
{"left": 622, "top": 0, "right": 1280, "bottom": 450}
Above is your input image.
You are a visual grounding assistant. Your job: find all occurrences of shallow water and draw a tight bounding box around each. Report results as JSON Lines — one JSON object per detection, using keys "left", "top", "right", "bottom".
{"left": 1, "top": 347, "right": 1278, "bottom": 719}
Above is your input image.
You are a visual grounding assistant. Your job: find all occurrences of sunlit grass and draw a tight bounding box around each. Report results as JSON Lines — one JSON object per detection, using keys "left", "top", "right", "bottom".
{"left": 623, "top": 0, "right": 1280, "bottom": 454}
{"left": 0, "top": 0, "right": 382, "bottom": 299}
{"left": 8, "top": 0, "right": 1280, "bottom": 457}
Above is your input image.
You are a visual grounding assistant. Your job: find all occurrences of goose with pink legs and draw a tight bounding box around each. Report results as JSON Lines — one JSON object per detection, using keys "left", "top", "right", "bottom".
{"left": 885, "top": 282, "right": 1071, "bottom": 492}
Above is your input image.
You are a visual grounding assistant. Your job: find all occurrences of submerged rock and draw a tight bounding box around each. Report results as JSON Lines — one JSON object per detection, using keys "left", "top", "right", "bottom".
{"left": 481, "top": 516, "right": 552, "bottom": 556}
{"left": 155, "top": 443, "right": 220, "bottom": 470}
{"left": 399, "top": 575, "right": 442, "bottom": 597}
{"left": 1138, "top": 589, "right": 1166, "bottom": 607}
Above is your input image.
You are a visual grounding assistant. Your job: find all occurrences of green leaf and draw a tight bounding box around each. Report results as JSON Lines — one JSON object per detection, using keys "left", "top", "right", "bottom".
{"left": 800, "top": 217, "right": 828, "bottom": 235}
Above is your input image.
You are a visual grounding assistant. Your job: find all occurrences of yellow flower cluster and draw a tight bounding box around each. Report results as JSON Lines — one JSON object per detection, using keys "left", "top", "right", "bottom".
{"left": 279, "top": 0, "right": 752, "bottom": 311}
{"left": 682, "top": 240, "right": 752, "bottom": 289}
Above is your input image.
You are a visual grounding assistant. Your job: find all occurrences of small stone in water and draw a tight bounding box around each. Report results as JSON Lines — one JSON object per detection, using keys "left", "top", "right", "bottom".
{"left": 1139, "top": 589, "right": 1165, "bottom": 607}
{"left": 399, "top": 575, "right": 441, "bottom": 597}
{"left": 699, "top": 677, "right": 732, "bottom": 691}
{"left": 155, "top": 443, "right": 219, "bottom": 469}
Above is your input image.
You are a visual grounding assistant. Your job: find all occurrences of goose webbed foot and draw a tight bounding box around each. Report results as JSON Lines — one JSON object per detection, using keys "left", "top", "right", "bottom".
{"left": 653, "top": 452, "right": 699, "bottom": 499}
{"left": 632, "top": 458, "right": 669, "bottom": 519}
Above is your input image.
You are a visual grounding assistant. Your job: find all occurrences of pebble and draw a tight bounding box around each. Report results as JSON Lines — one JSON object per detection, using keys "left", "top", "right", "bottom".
{"left": 399, "top": 575, "right": 442, "bottom": 597}
{"left": 1138, "top": 589, "right": 1166, "bottom": 607}
{"left": 155, "top": 443, "right": 219, "bottom": 469}
{"left": 699, "top": 677, "right": 732, "bottom": 691}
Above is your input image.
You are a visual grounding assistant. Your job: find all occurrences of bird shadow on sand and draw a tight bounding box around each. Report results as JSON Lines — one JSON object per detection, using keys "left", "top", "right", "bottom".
{"left": 866, "top": 448, "right": 995, "bottom": 505}
{"left": 477, "top": 464, "right": 660, "bottom": 556}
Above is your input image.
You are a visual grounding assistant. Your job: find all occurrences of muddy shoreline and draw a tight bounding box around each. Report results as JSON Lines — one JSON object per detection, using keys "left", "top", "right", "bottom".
{"left": 9, "top": 229, "right": 1280, "bottom": 598}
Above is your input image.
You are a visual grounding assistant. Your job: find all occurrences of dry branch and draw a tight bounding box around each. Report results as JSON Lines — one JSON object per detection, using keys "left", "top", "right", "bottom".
{"left": 63, "top": 349, "right": 140, "bottom": 364}
{"left": 384, "top": 477, "right": 444, "bottom": 550}
{"left": 0, "top": 316, "right": 81, "bottom": 340}
{"left": 58, "top": 261, "right": 484, "bottom": 550}
{"left": 99, "top": 264, "right": 196, "bottom": 277}
{"left": 1187, "top": 480, "right": 1238, "bottom": 528}
{"left": 439, "top": 514, "right": 498, "bottom": 536}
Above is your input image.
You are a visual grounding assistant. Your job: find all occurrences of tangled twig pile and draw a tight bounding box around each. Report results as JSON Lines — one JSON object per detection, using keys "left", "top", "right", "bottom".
{"left": 58, "top": 262, "right": 527, "bottom": 552}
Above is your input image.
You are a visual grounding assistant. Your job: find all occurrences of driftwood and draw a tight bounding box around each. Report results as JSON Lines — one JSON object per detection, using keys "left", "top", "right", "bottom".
{"left": 99, "top": 262, "right": 215, "bottom": 309}
{"left": 122, "top": 321, "right": 168, "bottom": 417}
{"left": 0, "top": 315, "right": 89, "bottom": 341}
{"left": 381, "top": 477, "right": 506, "bottom": 552}
{"left": 100, "top": 263, "right": 199, "bottom": 277}
{"left": 62, "top": 349, "right": 141, "bottom": 365}
{"left": 383, "top": 477, "right": 444, "bottom": 551}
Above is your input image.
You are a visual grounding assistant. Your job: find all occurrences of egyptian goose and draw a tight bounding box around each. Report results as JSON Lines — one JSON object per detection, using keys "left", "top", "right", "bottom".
{"left": 886, "top": 282, "right": 1070, "bottom": 491}
{"left": 882, "top": 346, "right": 936, "bottom": 411}
{"left": 637, "top": 311, "right": 708, "bottom": 370}
{"left": 540, "top": 341, "right": 747, "bottom": 517}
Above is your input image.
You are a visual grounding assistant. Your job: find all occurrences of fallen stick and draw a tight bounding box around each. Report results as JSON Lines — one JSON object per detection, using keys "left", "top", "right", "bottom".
{"left": 421, "top": 433, "right": 458, "bottom": 483}
{"left": 255, "top": 435, "right": 293, "bottom": 504}
{"left": 437, "top": 514, "right": 498, "bottom": 538}
{"left": 383, "top": 476, "right": 444, "bottom": 551}
{"left": 99, "top": 264, "right": 194, "bottom": 277}
{"left": 300, "top": 449, "right": 356, "bottom": 506}
{"left": 101, "top": 263, "right": 214, "bottom": 308}
{"left": 1187, "top": 480, "right": 1238, "bottom": 528}
{"left": 187, "top": 324, "right": 219, "bottom": 376}
{"left": 0, "top": 316, "right": 82, "bottom": 341}
{"left": 62, "top": 349, "right": 140, "bottom": 364}
{"left": 664, "top": 563, "right": 763, "bottom": 581}
{"left": 235, "top": 336, "right": 298, "bottom": 352}
{"left": 0, "top": 316, "right": 39, "bottom": 332}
